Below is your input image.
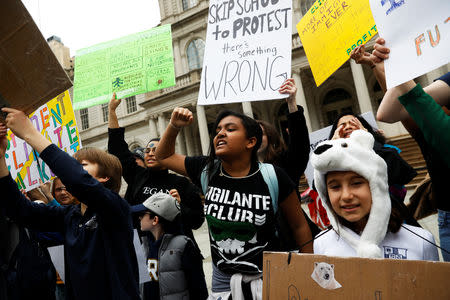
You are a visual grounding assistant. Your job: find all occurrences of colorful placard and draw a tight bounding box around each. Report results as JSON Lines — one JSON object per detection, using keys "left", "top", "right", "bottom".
{"left": 73, "top": 24, "right": 175, "bottom": 110}
{"left": 297, "top": 0, "right": 377, "bottom": 86}
{"left": 369, "top": 0, "right": 450, "bottom": 89}
{"left": 198, "top": 0, "right": 292, "bottom": 105}
{"left": 5, "top": 91, "right": 82, "bottom": 191}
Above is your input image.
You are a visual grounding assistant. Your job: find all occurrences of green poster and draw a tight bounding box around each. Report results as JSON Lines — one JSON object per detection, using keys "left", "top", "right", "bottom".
{"left": 73, "top": 24, "right": 175, "bottom": 110}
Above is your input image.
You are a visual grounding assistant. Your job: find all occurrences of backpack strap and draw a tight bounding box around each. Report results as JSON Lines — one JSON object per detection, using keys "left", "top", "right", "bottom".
{"left": 200, "top": 159, "right": 220, "bottom": 195}
{"left": 259, "top": 162, "right": 279, "bottom": 214}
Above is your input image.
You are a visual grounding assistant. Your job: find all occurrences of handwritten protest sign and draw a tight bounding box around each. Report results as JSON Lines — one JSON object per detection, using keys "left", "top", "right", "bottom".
{"left": 73, "top": 24, "right": 175, "bottom": 110}
{"left": 369, "top": 0, "right": 450, "bottom": 89}
{"left": 297, "top": 0, "right": 377, "bottom": 86}
{"left": 198, "top": 0, "right": 292, "bottom": 105}
{"left": 304, "top": 112, "right": 377, "bottom": 186}
{"left": 5, "top": 91, "right": 82, "bottom": 191}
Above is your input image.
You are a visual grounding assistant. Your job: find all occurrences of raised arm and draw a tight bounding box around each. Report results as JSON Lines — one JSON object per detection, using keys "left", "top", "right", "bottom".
{"left": 0, "top": 121, "right": 65, "bottom": 232}
{"left": 373, "top": 38, "right": 450, "bottom": 123}
{"left": 397, "top": 84, "right": 450, "bottom": 168}
{"left": 155, "top": 107, "right": 193, "bottom": 176}
{"left": 2, "top": 108, "right": 129, "bottom": 226}
{"left": 279, "top": 78, "right": 310, "bottom": 182}
{"left": 107, "top": 94, "right": 144, "bottom": 184}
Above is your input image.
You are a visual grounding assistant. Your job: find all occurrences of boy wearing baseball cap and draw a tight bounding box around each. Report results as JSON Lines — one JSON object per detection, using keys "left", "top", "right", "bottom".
{"left": 132, "top": 193, "right": 208, "bottom": 300}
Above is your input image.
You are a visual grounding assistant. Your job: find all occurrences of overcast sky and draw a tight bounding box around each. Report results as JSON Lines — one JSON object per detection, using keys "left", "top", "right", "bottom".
{"left": 22, "top": 0, "right": 161, "bottom": 56}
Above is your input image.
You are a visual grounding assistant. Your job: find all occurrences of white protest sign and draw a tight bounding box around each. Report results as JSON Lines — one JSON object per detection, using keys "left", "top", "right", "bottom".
{"left": 304, "top": 112, "right": 378, "bottom": 186}
{"left": 369, "top": 0, "right": 450, "bottom": 89}
{"left": 133, "top": 230, "right": 152, "bottom": 284}
{"left": 48, "top": 245, "right": 65, "bottom": 282}
{"left": 198, "top": 0, "right": 292, "bottom": 105}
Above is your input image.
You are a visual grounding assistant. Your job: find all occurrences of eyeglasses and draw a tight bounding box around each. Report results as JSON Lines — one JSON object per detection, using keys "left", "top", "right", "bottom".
{"left": 55, "top": 187, "right": 67, "bottom": 192}
{"left": 144, "top": 147, "right": 157, "bottom": 154}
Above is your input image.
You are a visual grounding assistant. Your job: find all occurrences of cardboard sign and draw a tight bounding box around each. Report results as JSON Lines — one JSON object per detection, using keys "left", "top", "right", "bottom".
{"left": 73, "top": 24, "right": 175, "bottom": 110}
{"left": 0, "top": 0, "right": 72, "bottom": 115}
{"left": 296, "top": 0, "right": 377, "bottom": 86}
{"left": 369, "top": 0, "right": 450, "bottom": 89}
{"left": 263, "top": 252, "right": 450, "bottom": 299}
{"left": 304, "top": 112, "right": 377, "bottom": 186}
{"left": 198, "top": 0, "right": 292, "bottom": 105}
{"left": 5, "top": 91, "right": 81, "bottom": 191}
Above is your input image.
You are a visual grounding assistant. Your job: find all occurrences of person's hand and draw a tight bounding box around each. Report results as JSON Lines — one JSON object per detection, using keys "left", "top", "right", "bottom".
{"left": 39, "top": 179, "right": 53, "bottom": 201}
{"left": 350, "top": 45, "right": 374, "bottom": 67}
{"left": 27, "top": 187, "right": 48, "bottom": 204}
{"left": 170, "top": 107, "right": 193, "bottom": 129}
{"left": 349, "top": 117, "right": 368, "bottom": 132}
{"left": 1, "top": 108, "right": 37, "bottom": 141}
{"left": 108, "top": 92, "right": 122, "bottom": 112}
{"left": 0, "top": 123, "right": 7, "bottom": 158}
{"left": 370, "top": 37, "right": 390, "bottom": 64}
{"left": 170, "top": 189, "right": 181, "bottom": 204}
{"left": 20, "top": 189, "right": 31, "bottom": 201}
{"left": 331, "top": 124, "right": 344, "bottom": 140}
{"left": 279, "top": 78, "right": 297, "bottom": 103}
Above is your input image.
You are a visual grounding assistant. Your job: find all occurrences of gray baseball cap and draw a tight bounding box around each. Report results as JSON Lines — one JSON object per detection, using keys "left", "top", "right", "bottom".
{"left": 131, "top": 192, "right": 180, "bottom": 221}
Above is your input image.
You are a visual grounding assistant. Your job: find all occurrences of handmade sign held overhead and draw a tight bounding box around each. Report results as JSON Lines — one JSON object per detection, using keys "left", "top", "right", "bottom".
{"left": 5, "top": 91, "right": 82, "bottom": 191}
{"left": 73, "top": 24, "right": 175, "bottom": 110}
{"left": 263, "top": 252, "right": 450, "bottom": 299}
{"left": 198, "top": 0, "right": 292, "bottom": 106}
{"left": 297, "top": 0, "right": 377, "bottom": 86}
{"left": 0, "top": 0, "right": 72, "bottom": 115}
{"left": 369, "top": 0, "right": 450, "bottom": 89}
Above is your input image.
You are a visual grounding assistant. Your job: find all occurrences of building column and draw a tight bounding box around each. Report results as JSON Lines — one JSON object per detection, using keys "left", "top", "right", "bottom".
{"left": 184, "top": 125, "right": 195, "bottom": 156}
{"left": 173, "top": 39, "right": 182, "bottom": 77}
{"left": 148, "top": 117, "right": 158, "bottom": 139}
{"left": 178, "top": 128, "right": 188, "bottom": 155}
{"left": 242, "top": 102, "right": 254, "bottom": 118}
{"left": 157, "top": 114, "right": 167, "bottom": 137}
{"left": 350, "top": 60, "right": 373, "bottom": 114}
{"left": 292, "top": 70, "right": 312, "bottom": 131}
{"left": 196, "top": 105, "right": 210, "bottom": 155}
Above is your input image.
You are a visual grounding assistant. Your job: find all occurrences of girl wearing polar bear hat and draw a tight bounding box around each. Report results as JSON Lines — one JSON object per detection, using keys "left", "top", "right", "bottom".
{"left": 312, "top": 130, "right": 438, "bottom": 261}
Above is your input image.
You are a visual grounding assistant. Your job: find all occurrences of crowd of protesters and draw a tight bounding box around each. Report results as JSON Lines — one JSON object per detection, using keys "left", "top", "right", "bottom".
{"left": 0, "top": 35, "right": 448, "bottom": 300}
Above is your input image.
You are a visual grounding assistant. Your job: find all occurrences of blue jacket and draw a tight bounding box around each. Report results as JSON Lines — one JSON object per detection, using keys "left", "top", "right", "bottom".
{"left": 0, "top": 144, "right": 140, "bottom": 300}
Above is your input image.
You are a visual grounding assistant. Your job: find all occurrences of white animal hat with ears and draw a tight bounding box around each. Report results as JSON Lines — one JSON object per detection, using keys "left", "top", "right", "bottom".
{"left": 311, "top": 130, "right": 391, "bottom": 258}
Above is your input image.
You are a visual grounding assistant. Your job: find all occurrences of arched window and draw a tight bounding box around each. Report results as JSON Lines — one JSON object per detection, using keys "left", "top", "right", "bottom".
{"left": 186, "top": 39, "right": 205, "bottom": 70}
{"left": 322, "top": 89, "right": 355, "bottom": 126}
{"left": 182, "top": 0, "right": 198, "bottom": 11}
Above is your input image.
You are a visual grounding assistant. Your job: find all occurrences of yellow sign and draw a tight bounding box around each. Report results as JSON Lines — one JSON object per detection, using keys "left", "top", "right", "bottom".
{"left": 297, "top": 0, "right": 377, "bottom": 86}
{"left": 5, "top": 91, "right": 82, "bottom": 190}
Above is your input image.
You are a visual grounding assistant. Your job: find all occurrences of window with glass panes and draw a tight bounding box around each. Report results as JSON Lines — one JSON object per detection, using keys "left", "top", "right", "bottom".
{"left": 101, "top": 103, "right": 109, "bottom": 122}
{"left": 126, "top": 96, "right": 137, "bottom": 114}
{"left": 80, "top": 108, "right": 89, "bottom": 130}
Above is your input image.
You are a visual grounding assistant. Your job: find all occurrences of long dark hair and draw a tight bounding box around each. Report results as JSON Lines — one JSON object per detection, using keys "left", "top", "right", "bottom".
{"left": 257, "top": 120, "right": 287, "bottom": 164}
{"left": 206, "top": 110, "right": 262, "bottom": 178}
{"left": 328, "top": 112, "right": 386, "bottom": 144}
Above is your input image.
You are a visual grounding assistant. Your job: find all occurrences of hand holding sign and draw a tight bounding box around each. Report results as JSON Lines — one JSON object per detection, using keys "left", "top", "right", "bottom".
{"left": 0, "top": 123, "right": 7, "bottom": 158}
{"left": 2, "top": 108, "right": 35, "bottom": 141}
{"left": 2, "top": 107, "right": 51, "bottom": 154}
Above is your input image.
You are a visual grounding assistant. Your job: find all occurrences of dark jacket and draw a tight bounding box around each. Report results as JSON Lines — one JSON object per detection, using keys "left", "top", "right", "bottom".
{"left": 107, "top": 128, "right": 205, "bottom": 243}
{"left": 0, "top": 144, "right": 140, "bottom": 300}
{"left": 274, "top": 108, "right": 311, "bottom": 186}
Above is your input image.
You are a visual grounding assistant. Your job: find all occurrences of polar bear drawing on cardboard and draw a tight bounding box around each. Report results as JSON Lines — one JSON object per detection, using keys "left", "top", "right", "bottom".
{"left": 311, "top": 262, "right": 342, "bottom": 290}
